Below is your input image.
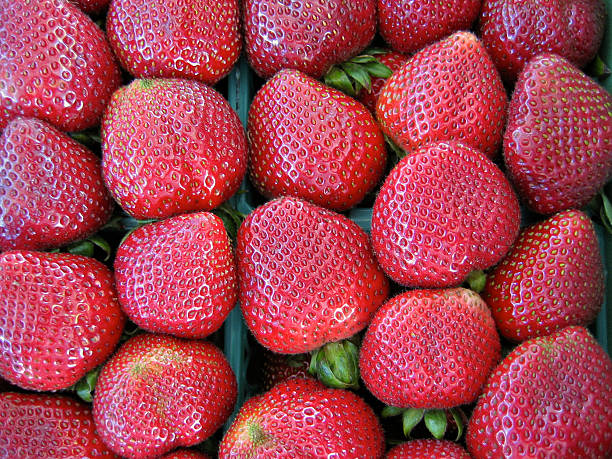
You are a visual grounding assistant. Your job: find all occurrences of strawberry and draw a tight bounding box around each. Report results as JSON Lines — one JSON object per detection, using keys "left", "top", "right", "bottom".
{"left": 386, "top": 439, "right": 471, "bottom": 459}
{"left": 378, "top": 0, "right": 481, "bottom": 54}
{"left": 0, "top": 117, "right": 114, "bottom": 251}
{"left": 467, "top": 326, "right": 612, "bottom": 458}
{"left": 237, "top": 196, "right": 389, "bottom": 354}
{"left": 114, "top": 212, "right": 237, "bottom": 339}
{"left": 0, "top": 0, "right": 121, "bottom": 132}
{"left": 371, "top": 142, "right": 521, "bottom": 288}
{"left": 376, "top": 32, "right": 507, "bottom": 158}
{"left": 93, "top": 333, "right": 237, "bottom": 458}
{"left": 257, "top": 349, "right": 312, "bottom": 391}
{"left": 0, "top": 392, "right": 117, "bottom": 457}
{"left": 106, "top": 0, "right": 241, "bottom": 84}
{"left": 479, "top": 0, "right": 607, "bottom": 82}
{"left": 219, "top": 377, "right": 385, "bottom": 457}
{"left": 0, "top": 250, "right": 125, "bottom": 391}
{"left": 243, "top": 0, "right": 376, "bottom": 79}
{"left": 483, "top": 210, "right": 604, "bottom": 342}
{"left": 102, "top": 78, "right": 247, "bottom": 220}
{"left": 356, "top": 50, "right": 407, "bottom": 114}
{"left": 248, "top": 69, "right": 387, "bottom": 211}
{"left": 70, "top": 0, "right": 110, "bottom": 14}
{"left": 503, "top": 54, "right": 612, "bottom": 215}
{"left": 161, "top": 451, "right": 211, "bottom": 459}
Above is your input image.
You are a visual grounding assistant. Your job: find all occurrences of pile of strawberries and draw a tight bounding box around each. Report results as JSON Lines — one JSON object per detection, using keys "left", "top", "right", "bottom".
{"left": 1, "top": 0, "right": 612, "bottom": 457}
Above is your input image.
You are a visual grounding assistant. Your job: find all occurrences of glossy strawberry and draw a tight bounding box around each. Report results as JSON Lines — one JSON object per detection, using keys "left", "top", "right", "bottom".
{"left": 467, "top": 326, "right": 612, "bottom": 458}
{"left": 0, "top": 0, "right": 121, "bottom": 131}
{"left": 0, "top": 117, "right": 114, "bottom": 251}
{"left": 356, "top": 50, "right": 407, "bottom": 114}
{"left": 93, "top": 333, "right": 237, "bottom": 459}
{"left": 244, "top": 0, "right": 376, "bottom": 79}
{"left": 0, "top": 392, "right": 117, "bottom": 457}
{"left": 219, "top": 378, "right": 385, "bottom": 458}
{"left": 102, "top": 78, "right": 247, "bottom": 219}
{"left": 504, "top": 54, "right": 612, "bottom": 215}
{"left": 114, "top": 212, "right": 237, "bottom": 338}
{"left": 106, "top": 0, "right": 241, "bottom": 84}
{"left": 371, "top": 142, "right": 521, "bottom": 288}
{"left": 387, "top": 439, "right": 471, "bottom": 459}
{"left": 237, "top": 196, "right": 389, "bottom": 354}
{"left": 248, "top": 69, "right": 386, "bottom": 211}
{"left": 479, "top": 0, "right": 606, "bottom": 82}
{"left": 378, "top": 0, "right": 481, "bottom": 54}
{"left": 377, "top": 32, "right": 507, "bottom": 158}
{"left": 0, "top": 250, "right": 125, "bottom": 391}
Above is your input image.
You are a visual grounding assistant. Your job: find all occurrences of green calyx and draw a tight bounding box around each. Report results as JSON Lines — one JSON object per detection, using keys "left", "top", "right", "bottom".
{"left": 324, "top": 49, "right": 393, "bottom": 97}
{"left": 68, "top": 366, "right": 102, "bottom": 403}
{"left": 309, "top": 340, "right": 360, "bottom": 390}
{"left": 382, "top": 406, "right": 465, "bottom": 441}
{"left": 465, "top": 270, "right": 487, "bottom": 293}
{"left": 212, "top": 201, "right": 247, "bottom": 242}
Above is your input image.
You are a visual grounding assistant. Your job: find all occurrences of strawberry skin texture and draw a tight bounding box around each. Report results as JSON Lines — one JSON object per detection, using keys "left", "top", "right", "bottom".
{"left": 244, "top": 0, "right": 376, "bottom": 79}
{"left": 160, "top": 450, "right": 211, "bottom": 459}
{"left": 483, "top": 210, "right": 604, "bottom": 342}
{"left": 0, "top": 0, "right": 121, "bottom": 132}
{"left": 248, "top": 69, "right": 387, "bottom": 211}
{"left": 378, "top": 0, "right": 481, "bottom": 54}
{"left": 93, "top": 333, "right": 237, "bottom": 459}
{"left": 0, "top": 117, "right": 114, "bottom": 251}
{"left": 237, "top": 196, "right": 389, "bottom": 354}
{"left": 0, "top": 392, "right": 118, "bottom": 458}
{"left": 114, "top": 212, "right": 237, "bottom": 339}
{"left": 0, "top": 250, "right": 126, "bottom": 391}
{"left": 377, "top": 32, "right": 507, "bottom": 158}
{"left": 219, "top": 378, "right": 385, "bottom": 458}
{"left": 106, "top": 0, "right": 241, "bottom": 84}
{"left": 102, "top": 78, "right": 247, "bottom": 220}
{"left": 258, "top": 349, "right": 312, "bottom": 391}
{"left": 504, "top": 54, "right": 612, "bottom": 215}
{"left": 479, "top": 0, "right": 607, "bottom": 82}
{"left": 359, "top": 288, "right": 500, "bottom": 409}
{"left": 70, "top": 0, "right": 111, "bottom": 14}
{"left": 386, "top": 439, "right": 471, "bottom": 459}
{"left": 371, "top": 142, "right": 521, "bottom": 288}
{"left": 356, "top": 50, "right": 407, "bottom": 114}
{"left": 467, "top": 326, "right": 612, "bottom": 458}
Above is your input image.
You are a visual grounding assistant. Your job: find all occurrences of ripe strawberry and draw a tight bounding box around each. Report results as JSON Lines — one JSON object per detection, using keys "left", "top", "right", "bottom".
{"left": 356, "top": 50, "right": 407, "bottom": 114}
{"left": 161, "top": 451, "right": 211, "bottom": 459}
{"left": 106, "top": 0, "right": 241, "bottom": 84}
{"left": 243, "top": 0, "right": 376, "bottom": 79}
{"left": 114, "top": 212, "right": 237, "bottom": 339}
{"left": 483, "top": 210, "right": 604, "bottom": 342}
{"left": 70, "top": 0, "right": 110, "bottom": 14}
{"left": 102, "top": 78, "right": 247, "bottom": 220}
{"left": 371, "top": 142, "right": 521, "bottom": 288}
{"left": 378, "top": 0, "right": 481, "bottom": 54}
{"left": 0, "top": 117, "right": 114, "bottom": 251}
{"left": 386, "top": 439, "right": 471, "bottom": 459}
{"left": 0, "top": 392, "right": 117, "bottom": 457}
{"left": 237, "top": 196, "right": 389, "bottom": 354}
{"left": 248, "top": 69, "right": 386, "bottom": 211}
{"left": 219, "top": 378, "right": 385, "bottom": 457}
{"left": 0, "top": 0, "right": 121, "bottom": 132}
{"left": 467, "top": 326, "right": 612, "bottom": 458}
{"left": 257, "top": 349, "right": 312, "bottom": 391}
{"left": 0, "top": 250, "right": 125, "bottom": 391}
{"left": 377, "top": 32, "right": 507, "bottom": 158}
{"left": 504, "top": 54, "right": 612, "bottom": 215}
{"left": 479, "top": 0, "right": 607, "bottom": 82}
{"left": 93, "top": 333, "right": 237, "bottom": 459}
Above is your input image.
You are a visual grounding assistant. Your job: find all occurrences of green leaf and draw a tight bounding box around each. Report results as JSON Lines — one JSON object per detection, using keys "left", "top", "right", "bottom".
{"left": 324, "top": 67, "right": 356, "bottom": 96}
{"left": 362, "top": 47, "right": 387, "bottom": 55}
{"left": 309, "top": 340, "right": 360, "bottom": 389}
{"left": 341, "top": 62, "right": 372, "bottom": 92}
{"left": 384, "top": 134, "right": 407, "bottom": 165}
{"left": 424, "top": 409, "right": 447, "bottom": 439}
{"left": 586, "top": 55, "right": 612, "bottom": 81}
{"left": 349, "top": 55, "right": 379, "bottom": 65}
{"left": 71, "top": 367, "right": 101, "bottom": 403}
{"left": 402, "top": 408, "right": 424, "bottom": 438}
{"left": 600, "top": 192, "right": 612, "bottom": 234}
{"left": 381, "top": 406, "right": 405, "bottom": 418}
{"left": 450, "top": 407, "right": 465, "bottom": 441}
{"left": 87, "top": 235, "right": 112, "bottom": 261}
{"left": 363, "top": 61, "right": 393, "bottom": 78}
{"left": 67, "top": 240, "right": 94, "bottom": 257}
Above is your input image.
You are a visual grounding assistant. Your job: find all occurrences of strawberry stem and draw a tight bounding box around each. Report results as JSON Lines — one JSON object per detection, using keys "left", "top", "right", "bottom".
{"left": 324, "top": 52, "right": 393, "bottom": 97}
{"left": 68, "top": 366, "right": 102, "bottom": 403}
{"left": 309, "top": 340, "right": 360, "bottom": 389}
{"left": 466, "top": 270, "right": 487, "bottom": 293}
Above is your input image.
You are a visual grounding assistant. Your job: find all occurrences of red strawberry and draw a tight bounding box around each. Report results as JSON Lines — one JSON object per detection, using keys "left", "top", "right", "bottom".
{"left": 371, "top": 142, "right": 521, "bottom": 288}
{"left": 161, "top": 451, "right": 211, "bottom": 459}
{"left": 114, "top": 212, "right": 237, "bottom": 339}
{"left": 0, "top": 392, "right": 117, "bottom": 457}
{"left": 0, "top": 0, "right": 121, "bottom": 132}
{"left": 479, "top": 0, "right": 607, "bottom": 82}
{"left": 70, "top": 0, "right": 110, "bottom": 14}
{"left": 0, "top": 117, "right": 114, "bottom": 251}
{"left": 378, "top": 0, "right": 481, "bottom": 54}
{"left": 219, "top": 378, "right": 385, "bottom": 458}
{"left": 248, "top": 69, "right": 387, "bottom": 211}
{"left": 106, "top": 0, "right": 241, "bottom": 84}
{"left": 257, "top": 349, "right": 312, "bottom": 391}
{"left": 386, "top": 439, "right": 471, "bottom": 459}
{"left": 102, "top": 78, "right": 247, "bottom": 220}
{"left": 377, "top": 32, "right": 507, "bottom": 158}
{"left": 243, "top": 0, "right": 376, "bottom": 79}
{"left": 467, "top": 326, "right": 612, "bottom": 458}
{"left": 0, "top": 250, "right": 125, "bottom": 391}
{"left": 483, "top": 210, "right": 604, "bottom": 342}
{"left": 237, "top": 196, "right": 389, "bottom": 354}
{"left": 503, "top": 54, "right": 612, "bottom": 215}
{"left": 93, "top": 333, "right": 237, "bottom": 459}
{"left": 356, "top": 50, "right": 407, "bottom": 114}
